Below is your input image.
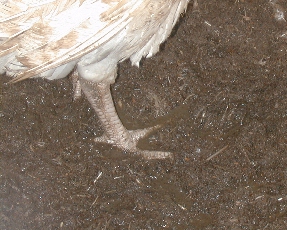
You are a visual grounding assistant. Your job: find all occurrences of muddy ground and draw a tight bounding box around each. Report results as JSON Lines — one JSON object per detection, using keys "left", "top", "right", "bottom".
{"left": 1, "top": 0, "right": 287, "bottom": 229}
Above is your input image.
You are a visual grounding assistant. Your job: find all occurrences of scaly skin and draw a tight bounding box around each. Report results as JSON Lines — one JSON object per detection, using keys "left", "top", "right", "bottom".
{"left": 79, "top": 76, "right": 173, "bottom": 160}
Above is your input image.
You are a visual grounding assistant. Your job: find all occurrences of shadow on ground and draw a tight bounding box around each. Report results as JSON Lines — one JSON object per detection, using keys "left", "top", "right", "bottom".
{"left": 1, "top": 0, "right": 287, "bottom": 229}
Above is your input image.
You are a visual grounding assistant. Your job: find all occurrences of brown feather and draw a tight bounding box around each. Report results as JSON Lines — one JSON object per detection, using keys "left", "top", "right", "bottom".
{"left": 1, "top": 0, "right": 189, "bottom": 83}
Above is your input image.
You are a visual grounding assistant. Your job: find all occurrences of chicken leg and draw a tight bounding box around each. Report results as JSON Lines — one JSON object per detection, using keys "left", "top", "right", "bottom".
{"left": 79, "top": 77, "right": 173, "bottom": 160}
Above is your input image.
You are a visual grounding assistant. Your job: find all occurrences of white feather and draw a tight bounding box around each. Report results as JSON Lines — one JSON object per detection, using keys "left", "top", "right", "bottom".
{"left": 0, "top": 0, "right": 190, "bottom": 82}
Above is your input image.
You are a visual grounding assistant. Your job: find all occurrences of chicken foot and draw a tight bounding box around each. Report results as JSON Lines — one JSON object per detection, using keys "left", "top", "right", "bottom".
{"left": 79, "top": 77, "right": 173, "bottom": 160}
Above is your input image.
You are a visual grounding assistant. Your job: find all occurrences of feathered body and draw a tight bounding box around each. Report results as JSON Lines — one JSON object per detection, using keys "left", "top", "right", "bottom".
{"left": 1, "top": 0, "right": 189, "bottom": 82}
{"left": 1, "top": 0, "right": 190, "bottom": 159}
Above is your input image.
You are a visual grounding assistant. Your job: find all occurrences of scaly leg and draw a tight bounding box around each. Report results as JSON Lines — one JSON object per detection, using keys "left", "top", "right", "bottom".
{"left": 70, "top": 69, "right": 82, "bottom": 101}
{"left": 79, "top": 77, "right": 173, "bottom": 160}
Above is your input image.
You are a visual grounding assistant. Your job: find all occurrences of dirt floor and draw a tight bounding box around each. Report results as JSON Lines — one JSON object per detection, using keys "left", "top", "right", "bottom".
{"left": 1, "top": 0, "right": 287, "bottom": 229}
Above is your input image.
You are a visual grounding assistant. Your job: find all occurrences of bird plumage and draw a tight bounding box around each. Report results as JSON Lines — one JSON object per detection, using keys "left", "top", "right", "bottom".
{"left": 1, "top": 0, "right": 189, "bottom": 82}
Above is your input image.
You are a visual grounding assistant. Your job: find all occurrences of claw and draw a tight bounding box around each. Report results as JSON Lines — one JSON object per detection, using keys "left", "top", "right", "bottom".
{"left": 80, "top": 78, "right": 171, "bottom": 160}
{"left": 139, "top": 150, "right": 174, "bottom": 160}
{"left": 129, "top": 125, "right": 161, "bottom": 142}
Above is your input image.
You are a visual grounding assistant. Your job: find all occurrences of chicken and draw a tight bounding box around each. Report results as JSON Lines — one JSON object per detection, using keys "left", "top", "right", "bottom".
{"left": 0, "top": 0, "right": 190, "bottom": 159}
